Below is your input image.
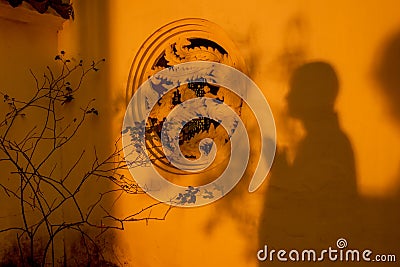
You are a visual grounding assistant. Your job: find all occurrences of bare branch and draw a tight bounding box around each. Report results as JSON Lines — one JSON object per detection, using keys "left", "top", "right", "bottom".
{"left": 0, "top": 53, "right": 170, "bottom": 266}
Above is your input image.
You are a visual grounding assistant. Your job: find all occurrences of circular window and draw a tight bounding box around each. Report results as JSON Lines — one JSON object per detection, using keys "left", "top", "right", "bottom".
{"left": 126, "top": 18, "right": 247, "bottom": 184}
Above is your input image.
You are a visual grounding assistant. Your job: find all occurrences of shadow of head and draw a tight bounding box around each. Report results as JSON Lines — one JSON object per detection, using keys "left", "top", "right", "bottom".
{"left": 286, "top": 61, "right": 338, "bottom": 120}
{"left": 376, "top": 31, "right": 400, "bottom": 122}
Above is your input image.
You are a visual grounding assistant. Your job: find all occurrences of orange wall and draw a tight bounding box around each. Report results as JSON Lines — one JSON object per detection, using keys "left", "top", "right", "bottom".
{"left": 83, "top": 1, "right": 400, "bottom": 266}
{"left": 1, "top": 0, "right": 399, "bottom": 265}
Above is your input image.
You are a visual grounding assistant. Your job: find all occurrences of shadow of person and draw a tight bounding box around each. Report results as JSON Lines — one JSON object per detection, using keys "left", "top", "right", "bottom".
{"left": 367, "top": 30, "right": 400, "bottom": 253}
{"left": 258, "top": 62, "right": 359, "bottom": 266}
{"left": 376, "top": 31, "right": 400, "bottom": 122}
{"left": 378, "top": 30, "right": 400, "bottom": 195}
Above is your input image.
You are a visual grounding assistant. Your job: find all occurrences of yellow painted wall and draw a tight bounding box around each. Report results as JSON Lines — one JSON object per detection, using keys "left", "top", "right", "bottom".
{"left": 90, "top": 1, "right": 399, "bottom": 266}
{"left": 0, "top": 1, "right": 66, "bottom": 252}
{"left": 1, "top": 0, "right": 399, "bottom": 265}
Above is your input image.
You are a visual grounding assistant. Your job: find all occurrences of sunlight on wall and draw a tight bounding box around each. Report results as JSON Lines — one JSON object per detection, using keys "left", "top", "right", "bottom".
{"left": 60, "top": 0, "right": 400, "bottom": 265}
{"left": 0, "top": 2, "right": 65, "bottom": 256}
